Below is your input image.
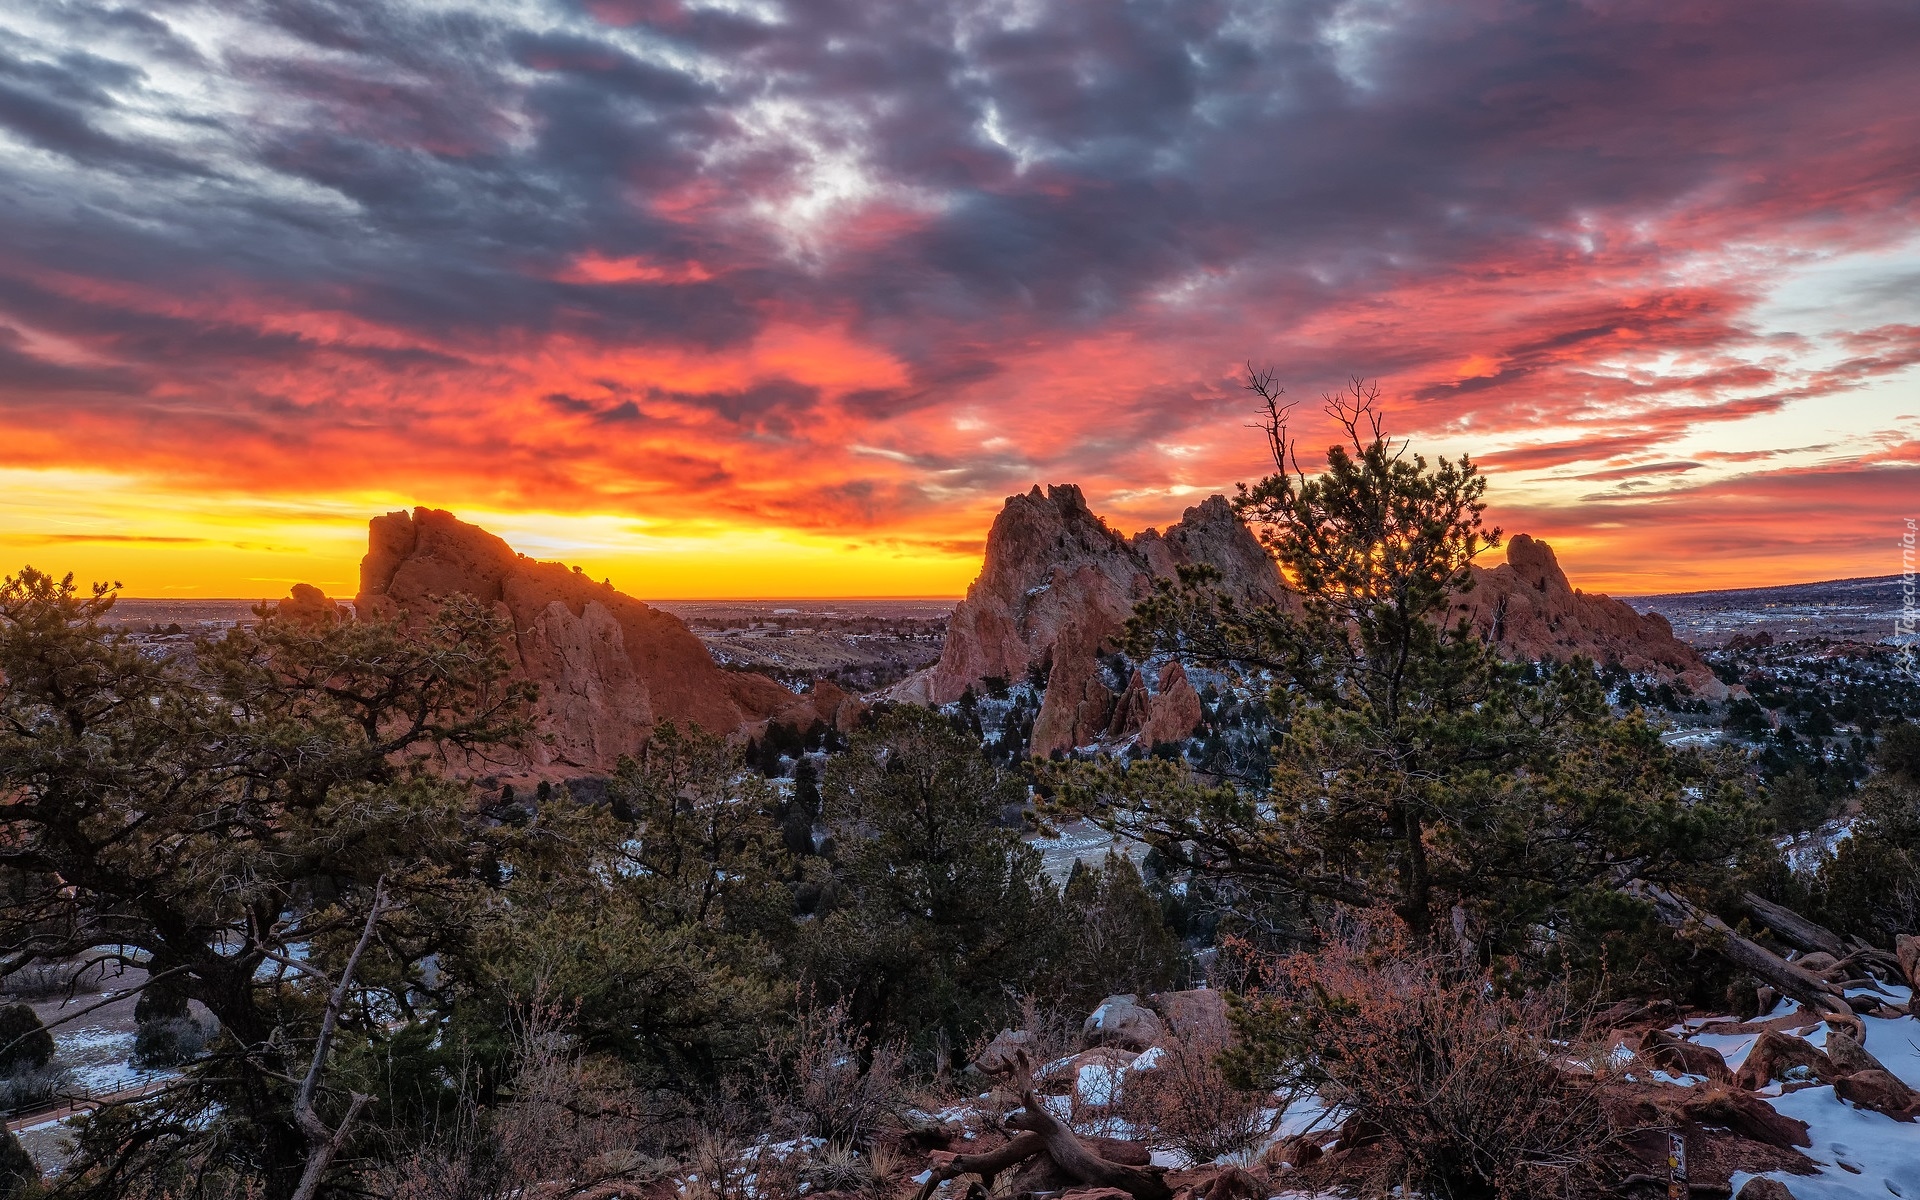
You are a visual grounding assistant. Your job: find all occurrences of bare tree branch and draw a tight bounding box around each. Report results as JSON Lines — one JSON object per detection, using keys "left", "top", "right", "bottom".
{"left": 288, "top": 878, "right": 391, "bottom": 1200}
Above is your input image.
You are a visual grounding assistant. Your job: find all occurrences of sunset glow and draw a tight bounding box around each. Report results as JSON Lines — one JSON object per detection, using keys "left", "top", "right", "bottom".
{"left": 2, "top": 0, "right": 1917, "bottom": 598}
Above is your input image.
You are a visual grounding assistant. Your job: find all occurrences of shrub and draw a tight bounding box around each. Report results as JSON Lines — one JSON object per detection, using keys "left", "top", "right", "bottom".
{"left": 0, "top": 1065, "right": 66, "bottom": 1114}
{"left": 764, "top": 996, "right": 905, "bottom": 1147}
{"left": 0, "top": 1128, "right": 38, "bottom": 1200}
{"left": 375, "top": 998, "right": 670, "bottom": 1200}
{"left": 1120, "top": 1026, "right": 1274, "bottom": 1164}
{"left": 0, "top": 1007, "right": 53, "bottom": 1077}
{"left": 131, "top": 1016, "right": 212, "bottom": 1069}
{"left": 1230, "top": 925, "right": 1612, "bottom": 1200}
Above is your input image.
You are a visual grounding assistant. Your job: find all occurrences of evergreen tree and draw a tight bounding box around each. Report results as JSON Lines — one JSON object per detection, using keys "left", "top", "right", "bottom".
{"left": 0, "top": 567, "right": 531, "bottom": 1198}
{"left": 0, "top": 1005, "right": 52, "bottom": 1076}
{"left": 1058, "top": 851, "right": 1185, "bottom": 1007}
{"left": 786, "top": 756, "right": 822, "bottom": 856}
{"left": 1044, "top": 377, "right": 1756, "bottom": 979}
{"left": 807, "top": 707, "right": 1062, "bottom": 1057}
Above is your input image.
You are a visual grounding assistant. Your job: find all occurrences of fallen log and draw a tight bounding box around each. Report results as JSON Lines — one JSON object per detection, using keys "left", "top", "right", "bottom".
{"left": 1001, "top": 1050, "right": 1172, "bottom": 1200}
{"left": 912, "top": 1133, "right": 1047, "bottom": 1199}
{"left": 913, "top": 1051, "right": 1172, "bottom": 1200}
{"left": 1740, "top": 892, "right": 1844, "bottom": 958}
{"left": 1739, "top": 893, "right": 1908, "bottom": 985}
{"left": 1631, "top": 881, "right": 1864, "bottom": 1045}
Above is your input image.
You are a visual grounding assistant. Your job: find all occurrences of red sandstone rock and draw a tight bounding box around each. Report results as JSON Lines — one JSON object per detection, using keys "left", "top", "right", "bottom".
{"left": 1458, "top": 533, "right": 1729, "bottom": 701}
{"left": 277, "top": 582, "right": 345, "bottom": 627}
{"left": 897, "top": 486, "right": 1284, "bottom": 755}
{"left": 1733, "top": 1030, "right": 1834, "bottom": 1091}
{"left": 905, "top": 488, "right": 1727, "bottom": 751}
{"left": 1833, "top": 1068, "right": 1920, "bottom": 1119}
{"left": 1142, "top": 662, "right": 1204, "bottom": 747}
{"left": 348, "top": 507, "right": 817, "bottom": 779}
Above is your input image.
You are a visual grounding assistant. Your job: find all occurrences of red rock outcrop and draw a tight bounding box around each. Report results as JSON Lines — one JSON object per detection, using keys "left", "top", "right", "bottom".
{"left": 1456, "top": 533, "right": 1729, "bottom": 701}
{"left": 892, "top": 486, "right": 1287, "bottom": 755}
{"left": 906, "top": 486, "right": 1727, "bottom": 753}
{"left": 348, "top": 507, "right": 833, "bottom": 779}
{"left": 1142, "top": 662, "right": 1204, "bottom": 747}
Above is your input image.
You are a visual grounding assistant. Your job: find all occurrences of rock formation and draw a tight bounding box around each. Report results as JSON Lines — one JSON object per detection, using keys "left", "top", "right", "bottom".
{"left": 903, "top": 485, "right": 1727, "bottom": 754}
{"left": 314, "top": 507, "right": 847, "bottom": 780}
{"left": 1455, "top": 534, "right": 1730, "bottom": 701}
{"left": 891, "top": 486, "right": 1286, "bottom": 755}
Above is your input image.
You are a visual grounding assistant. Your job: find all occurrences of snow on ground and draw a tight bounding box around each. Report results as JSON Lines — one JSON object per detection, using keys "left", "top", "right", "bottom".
{"left": 1030, "top": 818, "right": 1132, "bottom": 882}
{"left": 1684, "top": 1001, "right": 1920, "bottom": 1200}
{"left": 54, "top": 1026, "right": 152, "bottom": 1095}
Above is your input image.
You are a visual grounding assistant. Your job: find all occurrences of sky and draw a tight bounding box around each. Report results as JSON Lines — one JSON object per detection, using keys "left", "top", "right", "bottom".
{"left": 0, "top": 0, "right": 1917, "bottom": 600}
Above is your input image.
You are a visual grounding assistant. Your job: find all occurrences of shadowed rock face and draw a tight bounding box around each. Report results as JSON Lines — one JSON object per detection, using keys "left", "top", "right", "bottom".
{"left": 905, "top": 487, "right": 1726, "bottom": 755}
{"left": 1454, "top": 534, "right": 1730, "bottom": 702}
{"left": 345, "top": 507, "right": 847, "bottom": 779}
{"left": 894, "top": 486, "right": 1287, "bottom": 755}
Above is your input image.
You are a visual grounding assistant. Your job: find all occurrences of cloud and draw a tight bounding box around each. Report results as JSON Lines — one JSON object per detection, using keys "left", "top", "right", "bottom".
{"left": 0, "top": 0, "right": 1915, "bottom": 590}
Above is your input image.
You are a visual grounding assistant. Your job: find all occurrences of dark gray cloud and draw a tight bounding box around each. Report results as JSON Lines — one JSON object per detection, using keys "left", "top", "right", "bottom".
{"left": 0, "top": 0, "right": 1916, "bottom": 514}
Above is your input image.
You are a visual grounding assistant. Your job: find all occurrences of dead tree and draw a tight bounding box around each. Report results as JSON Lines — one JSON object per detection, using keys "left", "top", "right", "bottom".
{"left": 1630, "top": 880, "right": 1865, "bottom": 1043}
{"left": 287, "top": 881, "right": 391, "bottom": 1200}
{"left": 913, "top": 1050, "right": 1171, "bottom": 1200}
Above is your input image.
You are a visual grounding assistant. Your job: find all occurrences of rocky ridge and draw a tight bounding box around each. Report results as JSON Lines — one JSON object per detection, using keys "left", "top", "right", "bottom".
{"left": 1457, "top": 533, "right": 1730, "bottom": 701}
{"left": 899, "top": 485, "right": 1727, "bottom": 755}
{"left": 298, "top": 508, "right": 853, "bottom": 781}
{"left": 891, "top": 486, "right": 1285, "bottom": 755}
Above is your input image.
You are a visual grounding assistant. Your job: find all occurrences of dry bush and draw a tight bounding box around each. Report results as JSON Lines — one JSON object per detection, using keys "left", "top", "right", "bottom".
{"left": 764, "top": 995, "right": 906, "bottom": 1147}
{"left": 1236, "top": 926, "right": 1613, "bottom": 1200}
{"left": 1119, "top": 1027, "right": 1275, "bottom": 1165}
{"left": 377, "top": 999, "right": 669, "bottom": 1200}
{"left": 0, "top": 960, "right": 115, "bottom": 1000}
{"left": 674, "top": 1134, "right": 755, "bottom": 1200}
{"left": 0, "top": 1064, "right": 69, "bottom": 1112}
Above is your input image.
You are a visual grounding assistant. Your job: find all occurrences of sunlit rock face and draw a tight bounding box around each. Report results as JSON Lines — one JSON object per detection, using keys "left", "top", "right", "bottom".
{"left": 897, "top": 486, "right": 1285, "bottom": 756}
{"left": 349, "top": 507, "right": 845, "bottom": 779}
{"left": 1457, "top": 533, "right": 1730, "bottom": 701}
{"left": 905, "top": 488, "right": 1727, "bottom": 755}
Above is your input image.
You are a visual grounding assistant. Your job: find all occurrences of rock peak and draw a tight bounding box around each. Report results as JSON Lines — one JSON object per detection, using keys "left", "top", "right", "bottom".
{"left": 898, "top": 486, "right": 1287, "bottom": 754}
{"left": 897, "top": 488, "right": 1729, "bottom": 750}
{"left": 322, "top": 508, "right": 852, "bottom": 782}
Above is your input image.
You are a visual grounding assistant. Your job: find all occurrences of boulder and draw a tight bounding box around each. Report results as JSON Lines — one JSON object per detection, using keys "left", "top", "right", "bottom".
{"left": 1147, "top": 987, "right": 1230, "bottom": 1042}
{"left": 1734, "top": 1030, "right": 1834, "bottom": 1090}
{"left": 1735, "top": 1180, "right": 1798, "bottom": 1200}
{"left": 970, "top": 1028, "right": 1036, "bottom": 1076}
{"left": 1821, "top": 1029, "right": 1891, "bottom": 1078}
{"left": 1188, "top": 1165, "right": 1264, "bottom": 1199}
{"left": 1833, "top": 1068, "right": 1919, "bottom": 1119}
{"left": 1637, "top": 1028, "right": 1732, "bottom": 1084}
{"left": 1084, "top": 994, "right": 1165, "bottom": 1052}
{"left": 1896, "top": 933, "right": 1920, "bottom": 990}
{"left": 1086, "top": 1138, "right": 1151, "bottom": 1167}
{"left": 1791, "top": 951, "right": 1839, "bottom": 978}
{"left": 1679, "top": 1086, "right": 1812, "bottom": 1149}
{"left": 1269, "top": 1134, "right": 1323, "bottom": 1168}
{"left": 1040, "top": 1047, "right": 1140, "bottom": 1107}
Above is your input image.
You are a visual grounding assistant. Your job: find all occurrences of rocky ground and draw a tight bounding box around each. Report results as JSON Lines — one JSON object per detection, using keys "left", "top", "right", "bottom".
{"left": 650, "top": 979, "right": 1920, "bottom": 1200}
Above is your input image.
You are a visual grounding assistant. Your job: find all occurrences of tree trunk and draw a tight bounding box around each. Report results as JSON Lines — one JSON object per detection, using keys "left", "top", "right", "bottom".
{"left": 1740, "top": 892, "right": 1844, "bottom": 958}
{"left": 1631, "top": 880, "right": 1864, "bottom": 1044}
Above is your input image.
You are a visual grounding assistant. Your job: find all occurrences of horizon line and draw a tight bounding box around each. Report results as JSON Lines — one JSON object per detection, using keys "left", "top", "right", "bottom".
{"left": 110, "top": 594, "right": 969, "bottom": 604}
